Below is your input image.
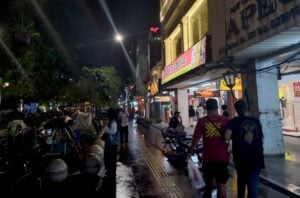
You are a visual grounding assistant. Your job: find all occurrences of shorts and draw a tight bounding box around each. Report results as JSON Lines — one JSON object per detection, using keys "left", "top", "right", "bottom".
{"left": 202, "top": 162, "right": 229, "bottom": 184}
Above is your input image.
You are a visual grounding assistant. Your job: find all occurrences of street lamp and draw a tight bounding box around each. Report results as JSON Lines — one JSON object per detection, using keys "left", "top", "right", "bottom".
{"left": 223, "top": 70, "right": 236, "bottom": 90}
{"left": 115, "top": 34, "right": 123, "bottom": 42}
{"left": 223, "top": 70, "right": 242, "bottom": 101}
{"left": 223, "top": 70, "right": 248, "bottom": 105}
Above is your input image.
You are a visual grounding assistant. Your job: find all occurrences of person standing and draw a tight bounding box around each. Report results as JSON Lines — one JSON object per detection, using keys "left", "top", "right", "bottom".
{"left": 188, "top": 105, "right": 196, "bottom": 127}
{"left": 119, "top": 107, "right": 129, "bottom": 146}
{"left": 197, "top": 103, "right": 204, "bottom": 118}
{"left": 190, "top": 98, "right": 229, "bottom": 198}
{"left": 225, "top": 100, "right": 265, "bottom": 198}
{"left": 168, "top": 111, "right": 182, "bottom": 130}
{"left": 221, "top": 104, "right": 229, "bottom": 117}
{"left": 102, "top": 108, "right": 119, "bottom": 177}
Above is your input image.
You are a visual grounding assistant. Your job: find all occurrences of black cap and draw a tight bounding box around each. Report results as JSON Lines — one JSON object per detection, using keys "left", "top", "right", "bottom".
{"left": 205, "top": 98, "right": 218, "bottom": 110}
{"left": 174, "top": 111, "right": 180, "bottom": 114}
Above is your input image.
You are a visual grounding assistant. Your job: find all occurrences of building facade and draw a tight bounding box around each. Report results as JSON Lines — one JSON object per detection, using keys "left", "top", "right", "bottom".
{"left": 160, "top": 0, "right": 300, "bottom": 155}
{"left": 160, "top": 0, "right": 229, "bottom": 128}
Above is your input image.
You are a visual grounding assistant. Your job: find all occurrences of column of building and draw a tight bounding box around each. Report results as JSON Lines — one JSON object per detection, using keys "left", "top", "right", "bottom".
{"left": 244, "top": 59, "right": 285, "bottom": 155}
{"left": 177, "top": 89, "right": 189, "bottom": 128}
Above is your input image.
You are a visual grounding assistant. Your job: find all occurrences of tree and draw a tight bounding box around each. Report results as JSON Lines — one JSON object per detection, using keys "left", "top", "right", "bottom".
{"left": 59, "top": 66, "right": 121, "bottom": 107}
{"left": 0, "top": 0, "right": 75, "bottom": 108}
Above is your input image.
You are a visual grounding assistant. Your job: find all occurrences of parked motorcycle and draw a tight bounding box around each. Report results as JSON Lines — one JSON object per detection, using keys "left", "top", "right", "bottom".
{"left": 161, "top": 128, "right": 202, "bottom": 166}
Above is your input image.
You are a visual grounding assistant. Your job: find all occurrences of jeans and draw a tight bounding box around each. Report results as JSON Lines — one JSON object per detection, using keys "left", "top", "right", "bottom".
{"left": 236, "top": 168, "right": 261, "bottom": 198}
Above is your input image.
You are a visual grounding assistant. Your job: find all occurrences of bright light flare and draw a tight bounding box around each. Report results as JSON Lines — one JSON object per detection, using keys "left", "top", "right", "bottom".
{"left": 115, "top": 34, "right": 123, "bottom": 42}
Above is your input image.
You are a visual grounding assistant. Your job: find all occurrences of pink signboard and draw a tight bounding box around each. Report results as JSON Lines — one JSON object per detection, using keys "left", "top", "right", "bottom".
{"left": 162, "top": 36, "right": 207, "bottom": 84}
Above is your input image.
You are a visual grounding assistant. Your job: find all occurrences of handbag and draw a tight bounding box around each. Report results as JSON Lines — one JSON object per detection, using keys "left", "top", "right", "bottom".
{"left": 187, "top": 159, "right": 205, "bottom": 189}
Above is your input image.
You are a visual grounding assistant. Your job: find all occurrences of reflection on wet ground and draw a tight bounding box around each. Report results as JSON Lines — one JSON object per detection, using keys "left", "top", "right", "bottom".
{"left": 108, "top": 123, "right": 291, "bottom": 198}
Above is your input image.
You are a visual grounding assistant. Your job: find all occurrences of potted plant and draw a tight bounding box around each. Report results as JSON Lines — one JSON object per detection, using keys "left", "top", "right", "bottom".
{"left": 11, "top": 17, "right": 39, "bottom": 47}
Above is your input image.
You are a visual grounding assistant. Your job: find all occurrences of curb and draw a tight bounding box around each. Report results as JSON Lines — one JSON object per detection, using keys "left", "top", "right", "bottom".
{"left": 283, "top": 134, "right": 300, "bottom": 138}
{"left": 259, "top": 175, "right": 300, "bottom": 198}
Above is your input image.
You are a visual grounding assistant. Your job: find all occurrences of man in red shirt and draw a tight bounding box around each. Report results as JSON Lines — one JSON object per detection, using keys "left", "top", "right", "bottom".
{"left": 190, "top": 98, "right": 229, "bottom": 198}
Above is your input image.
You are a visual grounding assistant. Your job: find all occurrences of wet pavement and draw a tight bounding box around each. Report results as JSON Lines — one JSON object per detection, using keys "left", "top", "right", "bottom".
{"left": 260, "top": 136, "right": 300, "bottom": 197}
{"left": 2, "top": 121, "right": 297, "bottom": 197}
{"left": 111, "top": 122, "right": 293, "bottom": 198}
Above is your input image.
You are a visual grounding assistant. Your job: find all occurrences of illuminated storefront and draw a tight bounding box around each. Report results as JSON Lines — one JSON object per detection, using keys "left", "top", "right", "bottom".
{"left": 219, "top": 0, "right": 300, "bottom": 155}
{"left": 279, "top": 75, "right": 300, "bottom": 132}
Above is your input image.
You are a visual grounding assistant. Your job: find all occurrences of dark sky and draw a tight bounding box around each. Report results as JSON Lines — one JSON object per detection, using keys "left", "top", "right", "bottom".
{"left": 45, "top": 0, "right": 160, "bottom": 79}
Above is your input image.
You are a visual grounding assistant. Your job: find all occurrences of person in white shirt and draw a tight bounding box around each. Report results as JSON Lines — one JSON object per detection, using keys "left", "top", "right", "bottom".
{"left": 102, "top": 108, "right": 119, "bottom": 177}
{"left": 119, "top": 107, "right": 129, "bottom": 146}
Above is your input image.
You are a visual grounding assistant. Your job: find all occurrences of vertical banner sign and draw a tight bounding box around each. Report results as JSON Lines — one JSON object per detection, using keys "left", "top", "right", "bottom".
{"left": 293, "top": 82, "right": 300, "bottom": 97}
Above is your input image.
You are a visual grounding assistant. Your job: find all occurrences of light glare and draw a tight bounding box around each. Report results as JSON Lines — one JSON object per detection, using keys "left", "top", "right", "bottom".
{"left": 116, "top": 34, "right": 123, "bottom": 42}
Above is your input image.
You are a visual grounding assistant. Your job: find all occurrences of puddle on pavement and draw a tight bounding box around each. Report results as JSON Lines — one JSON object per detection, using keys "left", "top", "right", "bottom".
{"left": 116, "top": 162, "right": 138, "bottom": 198}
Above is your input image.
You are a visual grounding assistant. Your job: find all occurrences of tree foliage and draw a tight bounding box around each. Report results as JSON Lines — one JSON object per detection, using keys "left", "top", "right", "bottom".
{"left": 59, "top": 66, "right": 121, "bottom": 107}
{"left": 0, "top": 0, "right": 75, "bottom": 108}
{"left": 0, "top": 1, "right": 122, "bottom": 109}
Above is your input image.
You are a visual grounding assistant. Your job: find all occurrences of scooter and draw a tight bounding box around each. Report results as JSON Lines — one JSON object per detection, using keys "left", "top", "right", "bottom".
{"left": 161, "top": 128, "right": 202, "bottom": 164}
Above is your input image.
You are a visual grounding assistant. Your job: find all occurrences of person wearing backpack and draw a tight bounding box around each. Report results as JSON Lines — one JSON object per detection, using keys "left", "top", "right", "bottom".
{"left": 102, "top": 108, "right": 119, "bottom": 177}
{"left": 225, "top": 100, "right": 265, "bottom": 198}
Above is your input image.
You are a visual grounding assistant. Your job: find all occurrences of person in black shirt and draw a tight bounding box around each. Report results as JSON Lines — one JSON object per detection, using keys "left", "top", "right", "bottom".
{"left": 221, "top": 104, "right": 229, "bottom": 117}
{"left": 225, "top": 100, "right": 265, "bottom": 198}
{"left": 168, "top": 111, "right": 182, "bottom": 130}
{"left": 188, "top": 105, "right": 196, "bottom": 127}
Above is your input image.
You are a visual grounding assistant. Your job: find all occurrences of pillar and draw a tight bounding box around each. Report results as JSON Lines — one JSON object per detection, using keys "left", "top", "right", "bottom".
{"left": 181, "top": 16, "right": 190, "bottom": 51}
{"left": 177, "top": 88, "right": 189, "bottom": 127}
{"left": 245, "top": 59, "right": 285, "bottom": 155}
{"left": 145, "top": 97, "right": 150, "bottom": 119}
{"left": 164, "top": 38, "right": 172, "bottom": 65}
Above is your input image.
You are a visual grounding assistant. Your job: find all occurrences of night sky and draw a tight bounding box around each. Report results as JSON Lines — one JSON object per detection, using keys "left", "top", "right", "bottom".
{"left": 45, "top": 0, "right": 160, "bottom": 79}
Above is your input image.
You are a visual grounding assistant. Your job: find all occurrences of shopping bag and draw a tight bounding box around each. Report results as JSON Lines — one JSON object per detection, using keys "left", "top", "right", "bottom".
{"left": 187, "top": 159, "right": 205, "bottom": 189}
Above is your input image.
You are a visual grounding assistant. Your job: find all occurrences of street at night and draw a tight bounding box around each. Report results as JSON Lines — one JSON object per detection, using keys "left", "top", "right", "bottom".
{"left": 1, "top": 0, "right": 300, "bottom": 197}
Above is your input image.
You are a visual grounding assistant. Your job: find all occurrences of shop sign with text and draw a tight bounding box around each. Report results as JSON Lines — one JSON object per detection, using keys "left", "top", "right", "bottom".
{"left": 219, "top": 76, "right": 242, "bottom": 91}
{"left": 219, "top": 0, "right": 300, "bottom": 54}
{"left": 195, "top": 90, "right": 220, "bottom": 98}
{"left": 162, "top": 36, "right": 207, "bottom": 84}
{"left": 294, "top": 82, "right": 300, "bottom": 97}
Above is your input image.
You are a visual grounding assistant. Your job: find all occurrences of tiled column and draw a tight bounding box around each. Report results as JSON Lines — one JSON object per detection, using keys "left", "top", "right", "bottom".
{"left": 251, "top": 58, "right": 285, "bottom": 155}
{"left": 177, "top": 88, "right": 189, "bottom": 128}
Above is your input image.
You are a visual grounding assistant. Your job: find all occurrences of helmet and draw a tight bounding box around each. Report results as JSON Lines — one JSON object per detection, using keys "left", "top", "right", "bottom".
{"left": 45, "top": 159, "right": 68, "bottom": 182}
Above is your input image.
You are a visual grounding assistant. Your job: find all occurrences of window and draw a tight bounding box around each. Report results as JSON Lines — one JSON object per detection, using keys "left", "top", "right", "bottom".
{"left": 169, "top": 25, "right": 182, "bottom": 61}
{"left": 188, "top": 0, "right": 208, "bottom": 47}
{"left": 175, "top": 36, "right": 182, "bottom": 57}
{"left": 192, "top": 18, "right": 200, "bottom": 44}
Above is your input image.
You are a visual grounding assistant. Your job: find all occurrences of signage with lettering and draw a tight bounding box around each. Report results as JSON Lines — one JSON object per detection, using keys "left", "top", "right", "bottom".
{"left": 294, "top": 82, "right": 300, "bottom": 97}
{"left": 194, "top": 90, "right": 220, "bottom": 98}
{"left": 162, "top": 36, "right": 207, "bottom": 84}
{"left": 148, "top": 82, "right": 158, "bottom": 96}
{"left": 219, "top": 76, "right": 242, "bottom": 91}
{"left": 219, "top": 0, "right": 300, "bottom": 54}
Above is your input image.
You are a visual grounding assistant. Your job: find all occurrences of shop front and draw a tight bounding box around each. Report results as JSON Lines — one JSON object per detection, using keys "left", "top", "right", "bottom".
{"left": 161, "top": 35, "right": 215, "bottom": 127}
{"left": 187, "top": 76, "right": 243, "bottom": 119}
{"left": 279, "top": 73, "right": 300, "bottom": 132}
{"left": 220, "top": 0, "right": 300, "bottom": 155}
